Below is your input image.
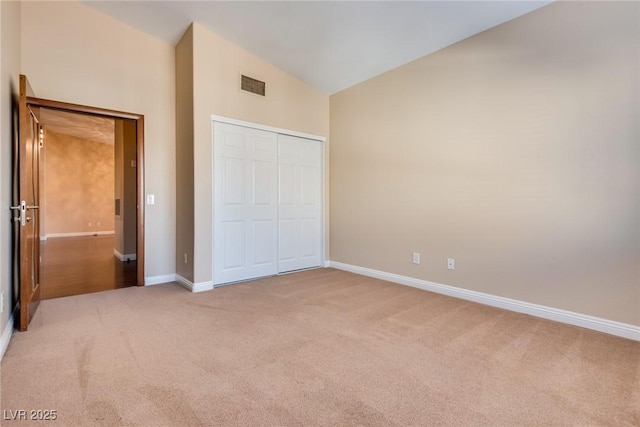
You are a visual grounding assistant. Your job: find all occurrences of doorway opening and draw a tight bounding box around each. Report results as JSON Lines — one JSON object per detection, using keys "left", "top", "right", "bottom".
{"left": 27, "top": 98, "right": 145, "bottom": 299}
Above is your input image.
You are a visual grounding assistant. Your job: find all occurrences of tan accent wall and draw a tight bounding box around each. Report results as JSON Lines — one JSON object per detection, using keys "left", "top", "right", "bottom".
{"left": 114, "top": 121, "right": 123, "bottom": 250}
{"left": 43, "top": 130, "right": 114, "bottom": 236}
{"left": 175, "top": 26, "right": 195, "bottom": 282}
{"left": 0, "top": 0, "right": 22, "bottom": 334}
{"left": 330, "top": 2, "right": 639, "bottom": 325}
{"left": 189, "top": 23, "right": 330, "bottom": 283}
{"left": 21, "top": 1, "right": 176, "bottom": 278}
{"left": 114, "top": 120, "right": 137, "bottom": 258}
{"left": 122, "top": 120, "right": 137, "bottom": 256}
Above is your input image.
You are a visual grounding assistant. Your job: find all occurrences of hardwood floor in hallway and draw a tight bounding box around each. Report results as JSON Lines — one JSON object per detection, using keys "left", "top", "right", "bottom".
{"left": 40, "top": 235, "right": 136, "bottom": 299}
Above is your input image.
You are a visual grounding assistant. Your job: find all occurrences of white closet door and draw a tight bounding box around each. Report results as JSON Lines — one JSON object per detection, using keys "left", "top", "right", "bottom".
{"left": 277, "top": 134, "right": 322, "bottom": 273}
{"left": 214, "top": 122, "right": 278, "bottom": 285}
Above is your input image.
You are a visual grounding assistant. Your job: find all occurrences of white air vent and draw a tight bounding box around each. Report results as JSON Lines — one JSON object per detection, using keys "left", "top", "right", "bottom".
{"left": 241, "top": 75, "right": 266, "bottom": 96}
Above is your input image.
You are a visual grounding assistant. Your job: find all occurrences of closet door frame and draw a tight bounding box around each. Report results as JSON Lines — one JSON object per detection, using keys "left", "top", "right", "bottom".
{"left": 211, "top": 115, "right": 326, "bottom": 286}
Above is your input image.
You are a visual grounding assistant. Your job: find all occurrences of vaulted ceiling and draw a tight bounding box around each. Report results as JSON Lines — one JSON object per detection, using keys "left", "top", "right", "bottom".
{"left": 82, "top": 1, "right": 552, "bottom": 94}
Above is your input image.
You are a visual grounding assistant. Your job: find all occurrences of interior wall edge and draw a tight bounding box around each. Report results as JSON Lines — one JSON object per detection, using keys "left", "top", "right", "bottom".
{"left": 175, "top": 274, "right": 214, "bottom": 293}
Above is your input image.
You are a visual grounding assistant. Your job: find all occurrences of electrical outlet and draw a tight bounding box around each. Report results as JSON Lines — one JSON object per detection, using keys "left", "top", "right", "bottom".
{"left": 447, "top": 258, "right": 455, "bottom": 270}
{"left": 147, "top": 194, "right": 155, "bottom": 205}
{"left": 412, "top": 252, "right": 420, "bottom": 265}
{"left": 184, "top": 253, "right": 188, "bottom": 264}
{"left": 0, "top": 291, "right": 4, "bottom": 314}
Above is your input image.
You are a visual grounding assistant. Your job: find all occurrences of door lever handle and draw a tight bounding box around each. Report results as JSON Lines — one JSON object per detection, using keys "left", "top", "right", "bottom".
{"left": 9, "top": 200, "right": 33, "bottom": 226}
{"left": 11, "top": 204, "right": 38, "bottom": 210}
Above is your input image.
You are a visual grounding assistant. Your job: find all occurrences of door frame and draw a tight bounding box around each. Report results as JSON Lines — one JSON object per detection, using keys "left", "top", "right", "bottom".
{"left": 211, "top": 115, "right": 326, "bottom": 286}
{"left": 28, "top": 97, "right": 146, "bottom": 287}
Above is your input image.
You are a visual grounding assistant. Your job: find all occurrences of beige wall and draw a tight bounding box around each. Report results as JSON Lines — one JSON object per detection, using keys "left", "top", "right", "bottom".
{"left": 330, "top": 2, "right": 639, "bottom": 325}
{"left": 175, "top": 26, "right": 194, "bottom": 282}
{"left": 189, "top": 23, "right": 330, "bottom": 283}
{"left": 43, "top": 130, "right": 114, "bottom": 236}
{"left": 0, "top": 0, "right": 21, "bottom": 335}
{"left": 21, "top": 1, "right": 175, "bottom": 279}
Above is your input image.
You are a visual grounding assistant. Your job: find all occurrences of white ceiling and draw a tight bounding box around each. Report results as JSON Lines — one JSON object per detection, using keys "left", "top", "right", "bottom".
{"left": 82, "top": 1, "right": 552, "bottom": 94}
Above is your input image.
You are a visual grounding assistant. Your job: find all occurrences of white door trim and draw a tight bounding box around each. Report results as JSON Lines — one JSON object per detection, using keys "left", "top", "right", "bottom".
{"left": 211, "top": 116, "right": 326, "bottom": 287}
{"left": 211, "top": 115, "right": 326, "bottom": 143}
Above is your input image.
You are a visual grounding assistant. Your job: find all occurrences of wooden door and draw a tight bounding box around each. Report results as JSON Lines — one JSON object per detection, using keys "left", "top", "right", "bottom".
{"left": 213, "top": 122, "right": 279, "bottom": 285}
{"left": 12, "top": 75, "right": 42, "bottom": 331}
{"left": 277, "top": 134, "right": 323, "bottom": 273}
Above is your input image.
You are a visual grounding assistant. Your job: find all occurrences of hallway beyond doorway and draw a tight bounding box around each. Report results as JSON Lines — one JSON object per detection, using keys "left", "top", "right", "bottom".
{"left": 40, "top": 235, "right": 136, "bottom": 299}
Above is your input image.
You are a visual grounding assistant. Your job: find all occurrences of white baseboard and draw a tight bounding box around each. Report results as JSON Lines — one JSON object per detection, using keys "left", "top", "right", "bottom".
{"left": 175, "top": 275, "right": 214, "bottom": 293}
{"left": 46, "top": 231, "right": 115, "bottom": 239}
{"left": 145, "top": 274, "right": 214, "bottom": 293}
{"left": 1, "top": 315, "right": 15, "bottom": 361}
{"left": 144, "top": 274, "right": 177, "bottom": 286}
{"left": 328, "top": 261, "right": 640, "bottom": 342}
{"left": 113, "top": 249, "right": 137, "bottom": 262}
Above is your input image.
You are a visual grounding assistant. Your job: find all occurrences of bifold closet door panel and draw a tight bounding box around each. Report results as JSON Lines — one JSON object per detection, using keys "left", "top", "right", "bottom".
{"left": 277, "top": 134, "right": 322, "bottom": 273}
{"left": 213, "top": 122, "right": 278, "bottom": 285}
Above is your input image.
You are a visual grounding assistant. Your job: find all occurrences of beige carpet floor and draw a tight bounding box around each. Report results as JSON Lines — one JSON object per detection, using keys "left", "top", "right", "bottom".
{"left": 1, "top": 268, "right": 638, "bottom": 426}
